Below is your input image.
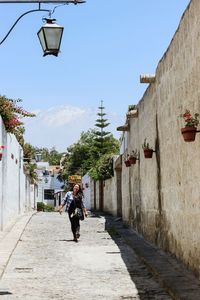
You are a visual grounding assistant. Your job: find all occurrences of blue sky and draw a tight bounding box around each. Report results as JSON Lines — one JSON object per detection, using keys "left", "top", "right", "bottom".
{"left": 0, "top": 0, "right": 190, "bottom": 151}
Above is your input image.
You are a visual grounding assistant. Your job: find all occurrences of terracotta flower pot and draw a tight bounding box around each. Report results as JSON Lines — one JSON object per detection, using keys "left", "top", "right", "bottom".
{"left": 143, "top": 149, "right": 153, "bottom": 158}
{"left": 124, "top": 159, "right": 131, "bottom": 167}
{"left": 129, "top": 156, "right": 136, "bottom": 164}
{"left": 181, "top": 126, "right": 197, "bottom": 142}
{"left": 0, "top": 153, "right": 2, "bottom": 161}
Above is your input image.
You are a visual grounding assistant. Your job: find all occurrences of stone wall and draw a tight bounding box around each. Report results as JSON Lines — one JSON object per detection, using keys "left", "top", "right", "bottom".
{"left": 121, "top": 0, "right": 200, "bottom": 277}
{"left": 86, "top": 0, "right": 200, "bottom": 278}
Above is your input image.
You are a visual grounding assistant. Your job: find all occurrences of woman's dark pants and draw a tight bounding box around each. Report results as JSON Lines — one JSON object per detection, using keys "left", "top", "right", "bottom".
{"left": 68, "top": 214, "right": 80, "bottom": 239}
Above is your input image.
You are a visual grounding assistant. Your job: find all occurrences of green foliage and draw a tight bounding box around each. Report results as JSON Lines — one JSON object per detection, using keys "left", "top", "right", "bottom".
{"left": 23, "top": 143, "right": 36, "bottom": 162}
{"left": 60, "top": 102, "right": 120, "bottom": 182}
{"left": 128, "top": 104, "right": 137, "bottom": 111}
{"left": 94, "top": 101, "right": 111, "bottom": 153}
{"left": 180, "top": 109, "right": 200, "bottom": 127}
{"left": 37, "top": 202, "right": 45, "bottom": 211}
{"left": 22, "top": 143, "right": 38, "bottom": 184}
{"left": 89, "top": 154, "right": 114, "bottom": 181}
{"left": 44, "top": 204, "right": 55, "bottom": 212}
{"left": 142, "top": 138, "right": 152, "bottom": 150}
{"left": 37, "top": 202, "right": 54, "bottom": 212}
{"left": 61, "top": 129, "right": 119, "bottom": 181}
{"left": 34, "top": 146, "right": 63, "bottom": 165}
{"left": 62, "top": 130, "right": 97, "bottom": 177}
{"left": 24, "top": 163, "right": 38, "bottom": 184}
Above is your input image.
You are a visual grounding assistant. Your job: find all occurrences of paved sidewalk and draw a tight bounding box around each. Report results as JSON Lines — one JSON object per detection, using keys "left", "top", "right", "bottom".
{"left": 105, "top": 214, "right": 200, "bottom": 300}
{"left": 0, "top": 211, "right": 35, "bottom": 279}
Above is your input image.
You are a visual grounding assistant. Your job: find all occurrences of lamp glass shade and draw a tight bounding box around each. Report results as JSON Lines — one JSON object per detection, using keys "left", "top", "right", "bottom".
{"left": 37, "top": 20, "right": 64, "bottom": 57}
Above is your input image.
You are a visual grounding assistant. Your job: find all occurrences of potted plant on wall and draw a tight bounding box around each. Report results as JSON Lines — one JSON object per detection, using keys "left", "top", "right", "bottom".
{"left": 124, "top": 154, "right": 131, "bottom": 167}
{"left": 142, "top": 138, "right": 154, "bottom": 158}
{"left": 129, "top": 150, "right": 138, "bottom": 164}
{"left": 0, "top": 145, "right": 6, "bottom": 161}
{"left": 180, "top": 109, "right": 199, "bottom": 142}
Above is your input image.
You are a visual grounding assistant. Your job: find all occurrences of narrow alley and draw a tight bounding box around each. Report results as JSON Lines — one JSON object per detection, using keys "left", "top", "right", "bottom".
{"left": 2, "top": 1, "right": 200, "bottom": 299}
{"left": 0, "top": 212, "right": 172, "bottom": 300}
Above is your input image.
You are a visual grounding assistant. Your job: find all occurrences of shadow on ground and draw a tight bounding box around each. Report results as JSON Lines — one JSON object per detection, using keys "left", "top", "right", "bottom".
{"left": 0, "top": 291, "right": 12, "bottom": 295}
{"left": 96, "top": 213, "right": 172, "bottom": 300}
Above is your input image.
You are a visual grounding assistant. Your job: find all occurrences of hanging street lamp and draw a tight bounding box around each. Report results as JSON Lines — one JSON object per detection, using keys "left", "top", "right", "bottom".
{"left": 37, "top": 18, "right": 64, "bottom": 57}
{"left": 0, "top": 0, "right": 86, "bottom": 56}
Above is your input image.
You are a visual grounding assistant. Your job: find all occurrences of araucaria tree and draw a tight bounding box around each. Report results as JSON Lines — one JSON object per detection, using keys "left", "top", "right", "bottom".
{"left": 94, "top": 100, "right": 111, "bottom": 156}
{"left": 89, "top": 100, "right": 119, "bottom": 180}
{"left": 60, "top": 101, "right": 119, "bottom": 184}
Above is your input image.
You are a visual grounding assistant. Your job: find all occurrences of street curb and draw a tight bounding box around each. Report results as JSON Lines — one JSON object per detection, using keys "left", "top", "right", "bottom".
{"left": 0, "top": 211, "right": 36, "bottom": 279}
{"left": 106, "top": 216, "right": 200, "bottom": 300}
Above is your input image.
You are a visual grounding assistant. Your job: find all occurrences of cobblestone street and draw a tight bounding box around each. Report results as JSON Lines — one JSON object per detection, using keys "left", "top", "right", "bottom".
{"left": 0, "top": 212, "right": 172, "bottom": 300}
{"left": 2, "top": 2, "right": 200, "bottom": 300}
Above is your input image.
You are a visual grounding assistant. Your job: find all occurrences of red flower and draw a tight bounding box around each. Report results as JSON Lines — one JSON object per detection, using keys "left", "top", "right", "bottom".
{"left": 180, "top": 109, "right": 199, "bottom": 128}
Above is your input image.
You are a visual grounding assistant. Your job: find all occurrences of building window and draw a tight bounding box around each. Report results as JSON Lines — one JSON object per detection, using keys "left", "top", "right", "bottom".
{"left": 44, "top": 189, "right": 54, "bottom": 200}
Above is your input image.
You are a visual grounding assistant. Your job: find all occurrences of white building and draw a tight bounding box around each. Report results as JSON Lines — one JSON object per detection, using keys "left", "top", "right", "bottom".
{"left": 35, "top": 162, "right": 64, "bottom": 206}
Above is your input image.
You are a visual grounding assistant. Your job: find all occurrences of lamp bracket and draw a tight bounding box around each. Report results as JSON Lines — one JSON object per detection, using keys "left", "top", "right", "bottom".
{"left": 0, "top": 0, "right": 86, "bottom": 45}
{"left": 0, "top": 0, "right": 86, "bottom": 3}
{"left": 0, "top": 8, "right": 51, "bottom": 45}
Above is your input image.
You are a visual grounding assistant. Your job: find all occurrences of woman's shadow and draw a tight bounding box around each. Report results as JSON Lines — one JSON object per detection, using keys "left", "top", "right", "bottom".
{"left": 58, "top": 239, "right": 75, "bottom": 242}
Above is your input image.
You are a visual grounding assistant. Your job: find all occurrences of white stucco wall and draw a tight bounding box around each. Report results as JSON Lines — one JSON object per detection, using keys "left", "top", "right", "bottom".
{"left": 0, "top": 116, "right": 34, "bottom": 231}
{"left": 82, "top": 174, "right": 91, "bottom": 210}
{"left": 3, "top": 129, "right": 22, "bottom": 227}
{"left": 104, "top": 177, "right": 117, "bottom": 216}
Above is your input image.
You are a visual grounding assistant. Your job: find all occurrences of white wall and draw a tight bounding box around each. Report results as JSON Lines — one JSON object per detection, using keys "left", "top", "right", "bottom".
{"left": 104, "top": 177, "right": 117, "bottom": 216}
{"left": 0, "top": 116, "right": 34, "bottom": 231}
{"left": 82, "top": 174, "right": 91, "bottom": 210}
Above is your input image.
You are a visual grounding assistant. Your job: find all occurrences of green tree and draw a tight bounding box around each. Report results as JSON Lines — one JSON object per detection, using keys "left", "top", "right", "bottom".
{"left": 34, "top": 147, "right": 63, "bottom": 165}
{"left": 49, "top": 147, "right": 63, "bottom": 165}
{"left": 23, "top": 143, "right": 36, "bottom": 163}
{"left": 94, "top": 100, "right": 111, "bottom": 156}
{"left": 89, "top": 154, "right": 114, "bottom": 181}
{"left": 61, "top": 130, "right": 97, "bottom": 178}
{"left": 60, "top": 102, "right": 120, "bottom": 182}
{"left": 89, "top": 101, "right": 119, "bottom": 180}
{"left": 24, "top": 163, "right": 38, "bottom": 184}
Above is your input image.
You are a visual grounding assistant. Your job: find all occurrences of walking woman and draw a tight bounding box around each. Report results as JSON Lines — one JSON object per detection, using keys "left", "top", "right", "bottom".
{"left": 59, "top": 184, "right": 88, "bottom": 242}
